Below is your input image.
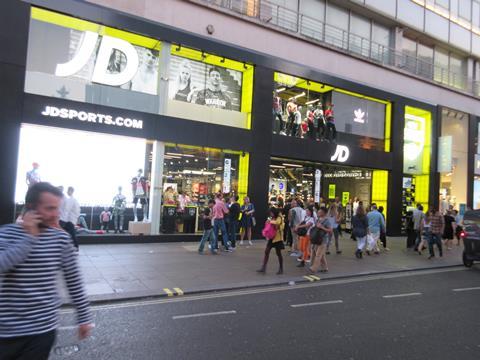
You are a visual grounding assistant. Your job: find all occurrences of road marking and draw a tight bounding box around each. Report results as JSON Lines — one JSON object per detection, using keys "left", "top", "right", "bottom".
{"left": 59, "top": 267, "right": 465, "bottom": 314}
{"left": 172, "top": 310, "right": 236, "bottom": 320}
{"left": 174, "top": 288, "right": 184, "bottom": 296}
{"left": 452, "top": 287, "right": 480, "bottom": 292}
{"left": 163, "top": 288, "right": 174, "bottom": 297}
{"left": 291, "top": 300, "right": 343, "bottom": 308}
{"left": 382, "top": 292, "right": 422, "bottom": 299}
{"left": 303, "top": 275, "right": 321, "bottom": 282}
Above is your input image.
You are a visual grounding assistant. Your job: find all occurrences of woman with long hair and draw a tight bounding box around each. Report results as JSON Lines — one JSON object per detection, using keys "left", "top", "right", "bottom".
{"left": 352, "top": 204, "right": 369, "bottom": 258}
{"left": 326, "top": 203, "right": 342, "bottom": 255}
{"left": 257, "top": 207, "right": 285, "bottom": 274}
{"left": 240, "top": 196, "right": 255, "bottom": 246}
{"left": 174, "top": 60, "right": 195, "bottom": 102}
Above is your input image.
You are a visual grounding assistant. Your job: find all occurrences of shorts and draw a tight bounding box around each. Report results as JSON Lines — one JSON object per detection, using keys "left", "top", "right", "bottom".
{"left": 133, "top": 196, "right": 147, "bottom": 205}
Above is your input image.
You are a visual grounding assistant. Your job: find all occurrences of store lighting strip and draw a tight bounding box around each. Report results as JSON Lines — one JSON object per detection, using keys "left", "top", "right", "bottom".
{"left": 276, "top": 87, "right": 286, "bottom": 93}
{"left": 305, "top": 99, "right": 320, "bottom": 105}
{"left": 270, "top": 164, "right": 286, "bottom": 169}
{"left": 282, "top": 163, "right": 303, "bottom": 167}
{"left": 288, "top": 92, "right": 305, "bottom": 101}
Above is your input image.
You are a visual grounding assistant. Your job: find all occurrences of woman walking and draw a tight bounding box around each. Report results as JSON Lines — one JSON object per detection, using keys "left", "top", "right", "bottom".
{"left": 295, "top": 206, "right": 315, "bottom": 267}
{"left": 257, "top": 208, "right": 285, "bottom": 274}
{"left": 352, "top": 204, "right": 369, "bottom": 259}
{"left": 326, "top": 204, "right": 342, "bottom": 255}
{"left": 240, "top": 196, "right": 255, "bottom": 246}
{"left": 443, "top": 210, "right": 456, "bottom": 250}
{"left": 308, "top": 207, "right": 332, "bottom": 273}
{"left": 417, "top": 210, "right": 431, "bottom": 255}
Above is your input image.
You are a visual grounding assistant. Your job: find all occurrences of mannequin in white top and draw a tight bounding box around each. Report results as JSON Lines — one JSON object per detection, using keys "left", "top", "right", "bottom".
{"left": 131, "top": 169, "right": 149, "bottom": 222}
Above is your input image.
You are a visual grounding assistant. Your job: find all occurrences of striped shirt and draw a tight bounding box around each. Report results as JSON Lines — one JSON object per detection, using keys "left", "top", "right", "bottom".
{"left": 0, "top": 224, "right": 91, "bottom": 338}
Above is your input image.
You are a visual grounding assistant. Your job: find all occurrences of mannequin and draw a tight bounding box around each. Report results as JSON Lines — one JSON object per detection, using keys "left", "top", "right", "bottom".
{"left": 293, "top": 106, "right": 302, "bottom": 137}
{"left": 272, "top": 93, "right": 284, "bottom": 134}
{"left": 313, "top": 103, "right": 325, "bottom": 141}
{"left": 325, "top": 104, "right": 336, "bottom": 142}
{"left": 286, "top": 99, "right": 297, "bottom": 136}
{"left": 112, "top": 186, "right": 127, "bottom": 233}
{"left": 306, "top": 105, "right": 316, "bottom": 140}
{"left": 26, "top": 162, "right": 41, "bottom": 188}
{"left": 131, "top": 169, "right": 149, "bottom": 222}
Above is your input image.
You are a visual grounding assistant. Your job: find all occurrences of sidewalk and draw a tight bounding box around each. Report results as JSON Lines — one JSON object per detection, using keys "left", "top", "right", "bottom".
{"left": 63, "top": 236, "right": 465, "bottom": 303}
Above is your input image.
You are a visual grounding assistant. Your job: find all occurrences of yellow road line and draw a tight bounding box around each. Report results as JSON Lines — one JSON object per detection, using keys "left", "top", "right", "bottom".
{"left": 163, "top": 288, "right": 174, "bottom": 297}
{"left": 303, "top": 276, "right": 315, "bottom": 282}
{"left": 310, "top": 275, "right": 321, "bottom": 281}
{"left": 174, "top": 288, "right": 184, "bottom": 296}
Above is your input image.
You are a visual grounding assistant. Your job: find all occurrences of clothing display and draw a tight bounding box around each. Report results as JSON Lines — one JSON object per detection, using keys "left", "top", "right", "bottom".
{"left": 26, "top": 163, "right": 41, "bottom": 188}
{"left": 195, "top": 88, "right": 232, "bottom": 110}
{"left": 131, "top": 170, "right": 149, "bottom": 222}
{"left": 112, "top": 191, "right": 127, "bottom": 233}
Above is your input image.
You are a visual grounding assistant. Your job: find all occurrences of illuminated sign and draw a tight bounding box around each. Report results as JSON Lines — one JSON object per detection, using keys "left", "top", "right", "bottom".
{"left": 41, "top": 105, "right": 143, "bottom": 129}
{"left": 314, "top": 169, "right": 321, "bottom": 203}
{"left": 330, "top": 145, "right": 350, "bottom": 163}
{"left": 223, "top": 158, "right": 232, "bottom": 193}
{"left": 353, "top": 108, "right": 365, "bottom": 123}
{"left": 55, "top": 31, "right": 139, "bottom": 86}
{"left": 404, "top": 113, "right": 426, "bottom": 174}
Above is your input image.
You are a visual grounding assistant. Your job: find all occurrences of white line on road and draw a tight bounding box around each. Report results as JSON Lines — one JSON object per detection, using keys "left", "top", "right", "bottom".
{"left": 291, "top": 300, "right": 343, "bottom": 308}
{"left": 382, "top": 292, "right": 422, "bottom": 299}
{"left": 172, "top": 310, "right": 237, "bottom": 320}
{"left": 452, "top": 287, "right": 480, "bottom": 292}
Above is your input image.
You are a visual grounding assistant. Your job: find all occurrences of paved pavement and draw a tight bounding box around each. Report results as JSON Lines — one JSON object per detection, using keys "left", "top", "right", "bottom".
{"left": 53, "top": 268, "right": 480, "bottom": 359}
{"left": 61, "top": 235, "right": 467, "bottom": 303}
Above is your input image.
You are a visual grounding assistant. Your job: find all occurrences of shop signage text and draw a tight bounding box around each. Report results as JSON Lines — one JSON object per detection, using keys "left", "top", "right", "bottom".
{"left": 41, "top": 105, "right": 143, "bottom": 129}
{"left": 330, "top": 145, "right": 350, "bottom": 163}
{"left": 55, "top": 31, "right": 139, "bottom": 86}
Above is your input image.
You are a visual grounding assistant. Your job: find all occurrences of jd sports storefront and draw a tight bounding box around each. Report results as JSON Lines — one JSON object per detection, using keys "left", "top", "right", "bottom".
{"left": 0, "top": 0, "right": 441, "bottom": 241}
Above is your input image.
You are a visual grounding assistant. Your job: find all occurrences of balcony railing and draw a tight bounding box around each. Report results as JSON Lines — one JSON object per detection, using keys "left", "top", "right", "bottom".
{"left": 193, "top": 0, "right": 480, "bottom": 97}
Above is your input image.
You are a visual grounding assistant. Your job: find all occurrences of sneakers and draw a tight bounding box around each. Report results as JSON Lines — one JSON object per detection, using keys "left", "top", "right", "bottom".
{"left": 239, "top": 241, "right": 244, "bottom": 246}
{"left": 336, "top": 250, "right": 342, "bottom": 254}
{"left": 249, "top": 241, "right": 253, "bottom": 246}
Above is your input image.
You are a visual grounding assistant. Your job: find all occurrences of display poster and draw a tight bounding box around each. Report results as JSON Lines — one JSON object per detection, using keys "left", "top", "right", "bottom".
{"left": 331, "top": 91, "right": 386, "bottom": 140}
{"left": 475, "top": 154, "right": 480, "bottom": 175}
{"left": 403, "top": 113, "right": 426, "bottom": 174}
{"left": 342, "top": 192, "right": 350, "bottom": 206}
{"left": 438, "top": 136, "right": 452, "bottom": 173}
{"left": 168, "top": 55, "right": 242, "bottom": 111}
{"left": 328, "top": 184, "right": 336, "bottom": 199}
{"left": 314, "top": 169, "right": 321, "bottom": 203}
{"left": 459, "top": 203, "right": 466, "bottom": 216}
{"left": 223, "top": 158, "right": 232, "bottom": 193}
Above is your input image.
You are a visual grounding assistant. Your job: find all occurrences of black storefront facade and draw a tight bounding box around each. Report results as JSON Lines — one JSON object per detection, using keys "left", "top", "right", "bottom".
{"left": 2, "top": 0, "right": 478, "bottom": 243}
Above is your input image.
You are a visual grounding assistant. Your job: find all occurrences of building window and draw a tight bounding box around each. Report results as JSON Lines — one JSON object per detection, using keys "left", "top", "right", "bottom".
{"left": 434, "top": 0, "right": 450, "bottom": 9}
{"left": 349, "top": 13, "right": 372, "bottom": 57}
{"left": 458, "top": 0, "right": 472, "bottom": 20}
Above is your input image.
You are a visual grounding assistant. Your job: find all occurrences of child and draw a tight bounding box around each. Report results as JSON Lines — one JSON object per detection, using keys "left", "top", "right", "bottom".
{"left": 100, "top": 207, "right": 112, "bottom": 233}
{"left": 198, "top": 200, "right": 217, "bottom": 254}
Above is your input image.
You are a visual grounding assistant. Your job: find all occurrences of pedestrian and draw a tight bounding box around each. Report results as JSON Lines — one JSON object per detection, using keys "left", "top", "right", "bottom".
{"left": 417, "top": 210, "right": 431, "bottom": 255}
{"left": 0, "top": 182, "right": 92, "bottom": 360}
{"left": 295, "top": 206, "right": 315, "bottom": 268}
{"left": 257, "top": 207, "right": 285, "bottom": 274}
{"left": 428, "top": 208, "right": 444, "bottom": 259}
{"left": 443, "top": 209, "right": 455, "bottom": 250}
{"left": 228, "top": 195, "right": 241, "bottom": 249}
{"left": 239, "top": 196, "right": 255, "bottom": 246}
{"left": 378, "top": 206, "right": 389, "bottom": 251}
{"left": 352, "top": 204, "right": 369, "bottom": 258}
{"left": 326, "top": 203, "right": 342, "bottom": 255}
{"left": 308, "top": 207, "right": 332, "bottom": 273}
{"left": 283, "top": 197, "right": 293, "bottom": 247}
{"left": 212, "top": 193, "right": 232, "bottom": 252}
{"left": 366, "top": 204, "right": 385, "bottom": 255}
{"left": 198, "top": 200, "right": 216, "bottom": 254}
{"left": 412, "top": 204, "right": 425, "bottom": 250}
{"left": 454, "top": 209, "right": 464, "bottom": 246}
{"left": 288, "top": 199, "right": 305, "bottom": 256}
{"left": 59, "top": 186, "right": 81, "bottom": 249}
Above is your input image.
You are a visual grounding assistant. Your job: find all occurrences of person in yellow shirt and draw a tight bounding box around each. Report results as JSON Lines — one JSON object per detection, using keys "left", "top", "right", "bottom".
{"left": 257, "top": 208, "right": 285, "bottom": 275}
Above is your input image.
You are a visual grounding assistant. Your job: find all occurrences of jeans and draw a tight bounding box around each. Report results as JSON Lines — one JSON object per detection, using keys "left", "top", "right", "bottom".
{"left": 428, "top": 233, "right": 443, "bottom": 257}
{"left": 273, "top": 109, "right": 283, "bottom": 132}
{"left": 0, "top": 330, "right": 56, "bottom": 360}
{"left": 229, "top": 220, "right": 238, "bottom": 248}
{"left": 213, "top": 218, "right": 230, "bottom": 249}
{"left": 59, "top": 220, "right": 78, "bottom": 249}
{"left": 414, "top": 230, "right": 423, "bottom": 249}
{"left": 356, "top": 235, "right": 367, "bottom": 251}
{"left": 326, "top": 122, "right": 336, "bottom": 141}
{"left": 199, "top": 228, "right": 215, "bottom": 253}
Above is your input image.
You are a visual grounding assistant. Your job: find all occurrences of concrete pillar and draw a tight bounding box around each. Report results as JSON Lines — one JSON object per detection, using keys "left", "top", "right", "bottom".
{"left": 149, "top": 141, "right": 165, "bottom": 234}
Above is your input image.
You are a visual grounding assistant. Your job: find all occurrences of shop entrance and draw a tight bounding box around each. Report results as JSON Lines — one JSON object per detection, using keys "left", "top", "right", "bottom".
{"left": 268, "top": 158, "right": 374, "bottom": 209}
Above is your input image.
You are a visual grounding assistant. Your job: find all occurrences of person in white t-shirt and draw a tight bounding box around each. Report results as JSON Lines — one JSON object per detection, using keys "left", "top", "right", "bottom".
{"left": 59, "top": 186, "right": 81, "bottom": 249}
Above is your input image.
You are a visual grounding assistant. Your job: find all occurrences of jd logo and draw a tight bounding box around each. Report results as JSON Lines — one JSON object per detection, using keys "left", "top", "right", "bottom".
{"left": 354, "top": 108, "right": 365, "bottom": 123}
{"left": 330, "top": 145, "right": 350, "bottom": 163}
{"left": 55, "top": 31, "right": 139, "bottom": 87}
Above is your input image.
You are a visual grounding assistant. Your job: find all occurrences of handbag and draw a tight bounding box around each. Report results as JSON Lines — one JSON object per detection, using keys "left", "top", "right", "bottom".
{"left": 262, "top": 221, "right": 277, "bottom": 240}
{"left": 310, "top": 226, "right": 325, "bottom": 245}
{"left": 296, "top": 221, "right": 307, "bottom": 236}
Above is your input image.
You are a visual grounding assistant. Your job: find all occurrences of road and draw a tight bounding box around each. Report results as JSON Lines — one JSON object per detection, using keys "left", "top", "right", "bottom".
{"left": 53, "top": 267, "right": 480, "bottom": 360}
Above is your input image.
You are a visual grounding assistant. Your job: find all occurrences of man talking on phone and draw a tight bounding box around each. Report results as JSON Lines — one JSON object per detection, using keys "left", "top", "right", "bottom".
{"left": 0, "top": 182, "right": 92, "bottom": 360}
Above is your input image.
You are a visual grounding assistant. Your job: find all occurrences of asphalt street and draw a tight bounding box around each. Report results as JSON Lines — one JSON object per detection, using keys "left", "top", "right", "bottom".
{"left": 53, "top": 267, "right": 480, "bottom": 360}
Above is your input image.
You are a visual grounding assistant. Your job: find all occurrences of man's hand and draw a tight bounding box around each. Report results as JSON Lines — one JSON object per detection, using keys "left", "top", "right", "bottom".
{"left": 22, "top": 211, "right": 41, "bottom": 236}
{"left": 78, "top": 323, "right": 94, "bottom": 340}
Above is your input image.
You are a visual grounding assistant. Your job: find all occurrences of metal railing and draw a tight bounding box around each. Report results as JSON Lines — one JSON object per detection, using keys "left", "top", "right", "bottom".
{"left": 194, "top": 0, "right": 480, "bottom": 97}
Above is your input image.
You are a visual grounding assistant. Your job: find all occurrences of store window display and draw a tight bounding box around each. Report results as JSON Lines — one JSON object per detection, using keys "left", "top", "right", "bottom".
{"left": 160, "top": 145, "right": 249, "bottom": 234}
{"left": 273, "top": 72, "right": 390, "bottom": 151}
{"left": 131, "top": 169, "right": 149, "bottom": 222}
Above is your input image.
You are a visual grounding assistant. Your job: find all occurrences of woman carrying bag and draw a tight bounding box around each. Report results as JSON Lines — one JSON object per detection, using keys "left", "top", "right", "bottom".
{"left": 295, "top": 206, "right": 315, "bottom": 268}
{"left": 352, "top": 204, "right": 369, "bottom": 259}
{"left": 257, "top": 208, "right": 285, "bottom": 275}
{"left": 308, "top": 207, "right": 332, "bottom": 274}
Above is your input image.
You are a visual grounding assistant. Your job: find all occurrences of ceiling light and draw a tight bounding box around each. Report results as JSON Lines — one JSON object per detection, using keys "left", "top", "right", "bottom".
{"left": 305, "top": 99, "right": 320, "bottom": 105}
{"left": 282, "top": 163, "right": 303, "bottom": 168}
{"left": 288, "top": 92, "right": 305, "bottom": 101}
{"left": 276, "top": 87, "right": 286, "bottom": 93}
{"left": 166, "top": 152, "right": 184, "bottom": 157}
{"left": 270, "top": 164, "right": 286, "bottom": 169}
{"left": 182, "top": 154, "right": 195, "bottom": 157}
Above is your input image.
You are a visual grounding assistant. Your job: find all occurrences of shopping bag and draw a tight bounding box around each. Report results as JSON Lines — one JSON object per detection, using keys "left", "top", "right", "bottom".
{"left": 366, "top": 234, "right": 376, "bottom": 249}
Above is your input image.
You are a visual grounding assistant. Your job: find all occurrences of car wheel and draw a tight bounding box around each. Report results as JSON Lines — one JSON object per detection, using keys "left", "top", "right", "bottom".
{"left": 463, "top": 251, "right": 474, "bottom": 268}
